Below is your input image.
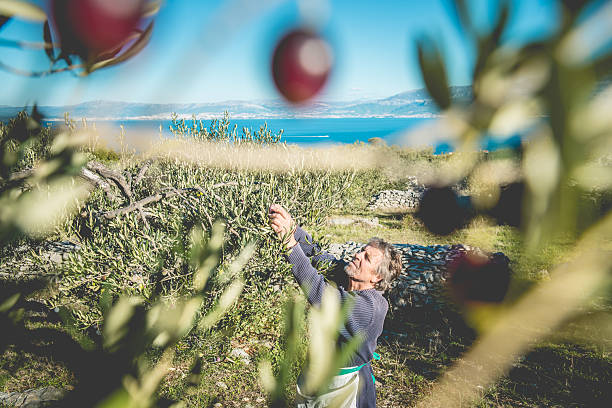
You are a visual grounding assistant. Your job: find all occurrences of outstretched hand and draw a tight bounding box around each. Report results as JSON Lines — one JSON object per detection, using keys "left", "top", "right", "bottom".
{"left": 268, "top": 204, "right": 298, "bottom": 249}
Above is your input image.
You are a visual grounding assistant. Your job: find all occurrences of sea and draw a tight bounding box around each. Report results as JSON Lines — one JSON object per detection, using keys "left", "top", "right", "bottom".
{"left": 108, "top": 118, "right": 433, "bottom": 146}
{"left": 43, "top": 117, "right": 522, "bottom": 153}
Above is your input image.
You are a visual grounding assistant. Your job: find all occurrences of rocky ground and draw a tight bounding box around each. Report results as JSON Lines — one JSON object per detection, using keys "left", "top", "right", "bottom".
{"left": 327, "top": 241, "right": 509, "bottom": 310}
{"left": 0, "top": 183, "right": 512, "bottom": 407}
{"left": 4, "top": 235, "right": 509, "bottom": 313}
{"left": 0, "top": 241, "right": 80, "bottom": 280}
{"left": 0, "top": 386, "right": 64, "bottom": 408}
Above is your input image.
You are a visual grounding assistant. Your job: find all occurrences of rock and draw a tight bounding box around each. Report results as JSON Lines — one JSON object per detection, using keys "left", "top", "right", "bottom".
{"left": 367, "top": 186, "right": 425, "bottom": 211}
{"left": 230, "top": 348, "right": 251, "bottom": 365}
{"left": 366, "top": 178, "right": 474, "bottom": 211}
{"left": 327, "top": 216, "right": 381, "bottom": 228}
{"left": 0, "top": 386, "right": 65, "bottom": 408}
{"left": 37, "top": 240, "right": 81, "bottom": 266}
{"left": 215, "top": 381, "right": 228, "bottom": 390}
{"left": 49, "top": 253, "right": 63, "bottom": 264}
{"left": 328, "top": 217, "right": 355, "bottom": 226}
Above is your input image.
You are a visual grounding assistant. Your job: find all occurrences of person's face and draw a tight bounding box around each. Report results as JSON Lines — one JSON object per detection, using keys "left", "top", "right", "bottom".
{"left": 344, "top": 244, "right": 383, "bottom": 285}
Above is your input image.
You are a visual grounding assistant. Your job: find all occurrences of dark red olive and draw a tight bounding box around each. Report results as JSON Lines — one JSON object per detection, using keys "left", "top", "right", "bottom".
{"left": 51, "top": 0, "right": 145, "bottom": 61}
{"left": 446, "top": 250, "right": 511, "bottom": 305}
{"left": 416, "top": 186, "right": 473, "bottom": 235}
{"left": 271, "top": 29, "right": 333, "bottom": 104}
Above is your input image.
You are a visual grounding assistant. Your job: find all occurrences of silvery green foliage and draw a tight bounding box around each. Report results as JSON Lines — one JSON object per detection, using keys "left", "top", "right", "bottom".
{"left": 170, "top": 111, "right": 283, "bottom": 145}
{"left": 0, "top": 109, "right": 87, "bottom": 242}
{"left": 417, "top": 0, "right": 612, "bottom": 247}
{"left": 412, "top": 1, "right": 612, "bottom": 406}
{"left": 0, "top": 110, "right": 257, "bottom": 407}
{"left": 45, "top": 146, "right": 353, "bottom": 328}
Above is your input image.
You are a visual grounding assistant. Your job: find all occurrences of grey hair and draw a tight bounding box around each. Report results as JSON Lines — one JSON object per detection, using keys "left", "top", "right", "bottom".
{"left": 366, "top": 237, "right": 402, "bottom": 292}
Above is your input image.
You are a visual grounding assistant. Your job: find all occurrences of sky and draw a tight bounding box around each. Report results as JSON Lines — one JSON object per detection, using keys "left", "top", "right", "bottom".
{"left": 0, "top": 0, "right": 561, "bottom": 106}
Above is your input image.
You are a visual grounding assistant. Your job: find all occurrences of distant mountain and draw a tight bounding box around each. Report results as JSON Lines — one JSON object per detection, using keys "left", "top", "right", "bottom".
{"left": 0, "top": 86, "right": 473, "bottom": 121}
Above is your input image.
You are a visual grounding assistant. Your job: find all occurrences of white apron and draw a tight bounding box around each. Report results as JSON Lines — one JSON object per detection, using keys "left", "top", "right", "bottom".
{"left": 295, "top": 366, "right": 362, "bottom": 408}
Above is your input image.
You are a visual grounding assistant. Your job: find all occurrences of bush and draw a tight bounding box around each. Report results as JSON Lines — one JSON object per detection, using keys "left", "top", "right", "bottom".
{"left": 169, "top": 111, "right": 283, "bottom": 144}
{"left": 41, "top": 149, "right": 352, "bottom": 329}
{"left": 0, "top": 110, "right": 54, "bottom": 175}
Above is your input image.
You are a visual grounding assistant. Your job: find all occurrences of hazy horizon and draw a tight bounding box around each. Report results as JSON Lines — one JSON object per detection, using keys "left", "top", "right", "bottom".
{"left": 1, "top": 84, "right": 474, "bottom": 108}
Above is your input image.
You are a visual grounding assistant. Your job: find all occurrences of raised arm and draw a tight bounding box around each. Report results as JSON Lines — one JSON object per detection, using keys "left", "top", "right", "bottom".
{"left": 285, "top": 242, "right": 333, "bottom": 305}
{"left": 269, "top": 204, "right": 337, "bottom": 304}
{"left": 294, "top": 226, "right": 339, "bottom": 266}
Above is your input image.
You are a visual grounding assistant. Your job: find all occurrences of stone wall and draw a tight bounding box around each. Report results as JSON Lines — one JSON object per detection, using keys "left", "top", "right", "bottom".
{"left": 366, "top": 177, "right": 473, "bottom": 211}
{"left": 366, "top": 176, "right": 425, "bottom": 211}
{"left": 0, "top": 386, "right": 64, "bottom": 408}
{"left": 327, "top": 241, "right": 509, "bottom": 310}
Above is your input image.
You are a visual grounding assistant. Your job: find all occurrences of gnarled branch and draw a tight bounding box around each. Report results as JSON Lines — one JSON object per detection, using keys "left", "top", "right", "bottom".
{"left": 101, "top": 182, "right": 239, "bottom": 220}
{"left": 86, "top": 161, "right": 132, "bottom": 201}
{"left": 134, "top": 160, "right": 152, "bottom": 186}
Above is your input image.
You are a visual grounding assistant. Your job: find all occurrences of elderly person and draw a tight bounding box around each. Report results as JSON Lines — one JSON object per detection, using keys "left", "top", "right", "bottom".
{"left": 268, "top": 204, "right": 402, "bottom": 408}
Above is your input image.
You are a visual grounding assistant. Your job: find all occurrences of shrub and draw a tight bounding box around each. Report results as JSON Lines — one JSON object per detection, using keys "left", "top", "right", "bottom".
{"left": 0, "top": 110, "right": 54, "bottom": 174}
{"left": 169, "top": 111, "right": 283, "bottom": 145}
{"left": 40, "top": 141, "right": 353, "bottom": 329}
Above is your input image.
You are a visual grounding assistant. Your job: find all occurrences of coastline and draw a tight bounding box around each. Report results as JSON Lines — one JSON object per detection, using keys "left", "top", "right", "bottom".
{"left": 41, "top": 113, "right": 442, "bottom": 121}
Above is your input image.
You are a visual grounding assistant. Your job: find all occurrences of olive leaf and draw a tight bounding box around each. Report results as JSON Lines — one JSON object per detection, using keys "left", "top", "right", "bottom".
{"left": 191, "top": 221, "right": 225, "bottom": 292}
{"left": 102, "top": 297, "right": 149, "bottom": 355}
{"left": 150, "top": 297, "right": 203, "bottom": 348}
{"left": 303, "top": 289, "right": 362, "bottom": 397}
{"left": 592, "top": 52, "right": 612, "bottom": 78}
{"left": 449, "top": 0, "right": 475, "bottom": 36}
{"left": 0, "top": 0, "right": 46, "bottom": 22}
{"left": 43, "top": 20, "right": 57, "bottom": 63}
{"left": 0, "top": 293, "right": 20, "bottom": 313}
{"left": 560, "top": 0, "right": 591, "bottom": 14}
{"left": 198, "top": 279, "right": 245, "bottom": 331}
{"left": 99, "top": 285, "right": 114, "bottom": 315}
{"left": 417, "top": 37, "right": 451, "bottom": 110}
{"left": 143, "top": 0, "right": 162, "bottom": 18}
{"left": 473, "top": 0, "right": 510, "bottom": 84}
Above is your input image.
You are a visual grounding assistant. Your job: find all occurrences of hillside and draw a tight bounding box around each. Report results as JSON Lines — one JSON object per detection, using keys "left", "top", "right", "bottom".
{"left": 0, "top": 86, "right": 473, "bottom": 121}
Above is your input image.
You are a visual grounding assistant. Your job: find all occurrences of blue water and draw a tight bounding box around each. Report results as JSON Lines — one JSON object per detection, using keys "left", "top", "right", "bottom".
{"left": 43, "top": 117, "right": 523, "bottom": 152}
{"left": 94, "top": 118, "right": 434, "bottom": 147}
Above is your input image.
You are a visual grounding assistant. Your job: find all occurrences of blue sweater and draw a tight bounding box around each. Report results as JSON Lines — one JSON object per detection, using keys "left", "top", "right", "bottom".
{"left": 286, "top": 227, "right": 387, "bottom": 407}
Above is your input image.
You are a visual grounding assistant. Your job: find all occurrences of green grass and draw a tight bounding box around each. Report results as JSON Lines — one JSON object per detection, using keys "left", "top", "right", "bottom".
{"left": 478, "top": 342, "right": 612, "bottom": 407}
{"left": 0, "top": 320, "right": 76, "bottom": 393}
{"left": 3, "top": 211, "right": 610, "bottom": 408}
{"left": 1, "top": 140, "right": 610, "bottom": 407}
{"left": 318, "top": 212, "right": 580, "bottom": 281}
{"left": 320, "top": 213, "right": 506, "bottom": 247}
